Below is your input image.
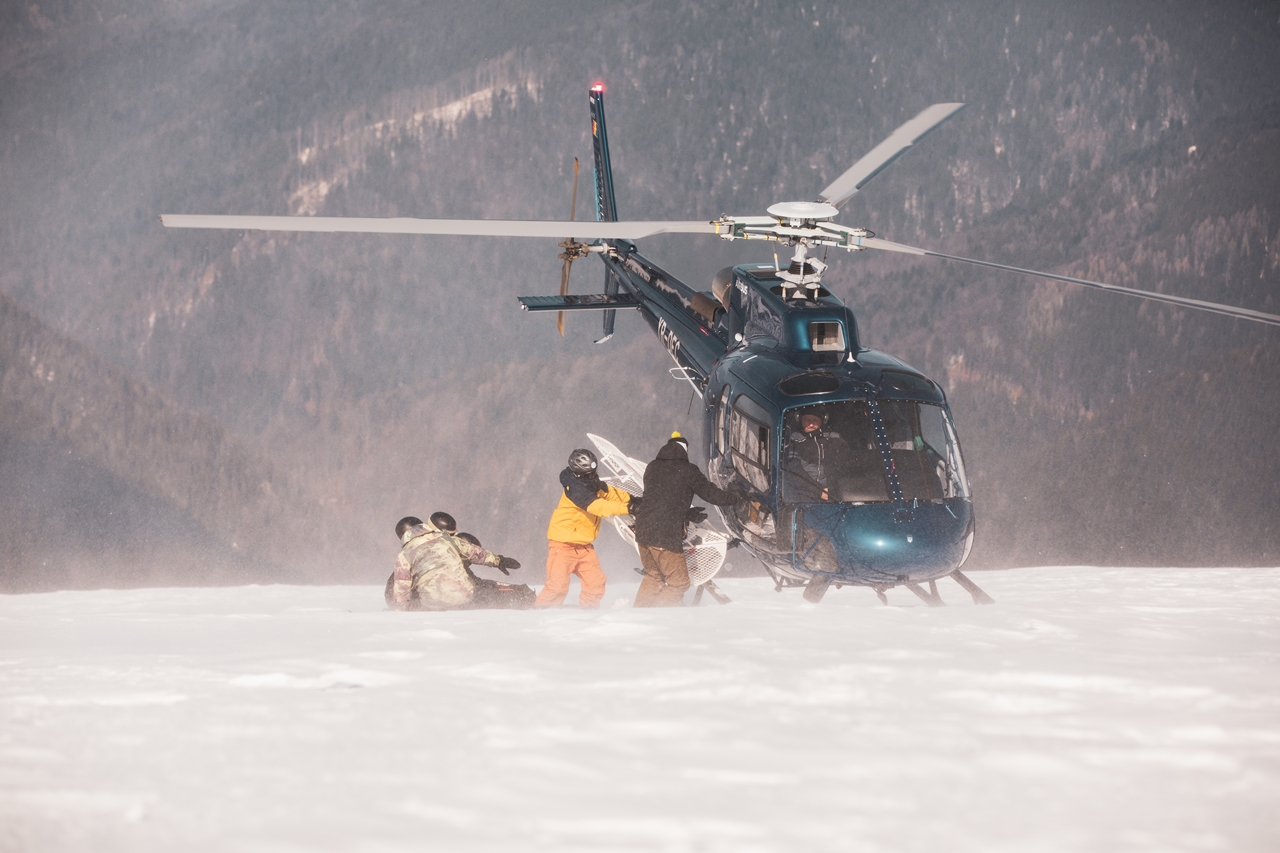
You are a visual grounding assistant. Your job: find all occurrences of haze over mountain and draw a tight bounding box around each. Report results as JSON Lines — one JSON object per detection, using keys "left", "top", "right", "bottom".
{"left": 2, "top": 0, "right": 1278, "bottom": 590}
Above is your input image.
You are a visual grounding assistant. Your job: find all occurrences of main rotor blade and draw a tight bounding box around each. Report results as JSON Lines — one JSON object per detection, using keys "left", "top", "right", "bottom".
{"left": 820, "top": 103, "right": 966, "bottom": 209}
{"left": 855, "top": 236, "right": 1280, "bottom": 327}
{"left": 160, "top": 214, "right": 716, "bottom": 240}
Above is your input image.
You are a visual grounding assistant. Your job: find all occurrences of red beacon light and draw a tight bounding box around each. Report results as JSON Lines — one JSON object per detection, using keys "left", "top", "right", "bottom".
{"left": 591, "top": 83, "right": 605, "bottom": 93}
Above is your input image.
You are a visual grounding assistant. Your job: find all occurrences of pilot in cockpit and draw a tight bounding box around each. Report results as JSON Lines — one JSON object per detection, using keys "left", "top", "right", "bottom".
{"left": 784, "top": 411, "right": 851, "bottom": 502}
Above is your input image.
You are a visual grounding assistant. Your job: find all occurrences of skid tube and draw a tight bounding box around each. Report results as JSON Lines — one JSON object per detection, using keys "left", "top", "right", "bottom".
{"left": 904, "top": 570, "right": 994, "bottom": 606}
{"left": 764, "top": 563, "right": 994, "bottom": 607}
{"left": 691, "top": 580, "right": 731, "bottom": 606}
{"left": 950, "top": 569, "right": 995, "bottom": 604}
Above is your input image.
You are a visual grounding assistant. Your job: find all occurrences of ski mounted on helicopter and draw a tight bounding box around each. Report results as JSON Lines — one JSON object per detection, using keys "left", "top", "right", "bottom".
{"left": 161, "top": 83, "right": 1280, "bottom": 606}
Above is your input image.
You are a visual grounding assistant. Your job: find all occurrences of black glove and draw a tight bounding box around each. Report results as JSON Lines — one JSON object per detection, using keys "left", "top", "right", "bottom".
{"left": 685, "top": 506, "right": 707, "bottom": 525}
{"left": 628, "top": 495, "right": 643, "bottom": 514}
{"left": 496, "top": 556, "right": 521, "bottom": 575}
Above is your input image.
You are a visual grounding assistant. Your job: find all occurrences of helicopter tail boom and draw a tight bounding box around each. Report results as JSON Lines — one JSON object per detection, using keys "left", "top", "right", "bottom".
{"left": 517, "top": 293, "right": 640, "bottom": 312}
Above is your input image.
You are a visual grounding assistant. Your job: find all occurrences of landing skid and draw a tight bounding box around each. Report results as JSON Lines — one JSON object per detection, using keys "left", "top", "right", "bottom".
{"left": 904, "top": 570, "right": 994, "bottom": 606}
{"left": 792, "top": 568, "right": 994, "bottom": 606}
{"left": 949, "top": 569, "right": 996, "bottom": 605}
{"left": 905, "top": 580, "right": 946, "bottom": 607}
{"left": 691, "top": 580, "right": 731, "bottom": 606}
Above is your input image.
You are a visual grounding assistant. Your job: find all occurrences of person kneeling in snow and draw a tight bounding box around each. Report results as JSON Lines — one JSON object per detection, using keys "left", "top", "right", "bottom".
{"left": 387, "top": 512, "right": 523, "bottom": 611}
{"left": 455, "top": 531, "right": 536, "bottom": 610}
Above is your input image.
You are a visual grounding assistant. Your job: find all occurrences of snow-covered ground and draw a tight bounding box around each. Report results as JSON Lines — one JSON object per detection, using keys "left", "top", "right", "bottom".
{"left": 2, "top": 567, "right": 1278, "bottom": 852}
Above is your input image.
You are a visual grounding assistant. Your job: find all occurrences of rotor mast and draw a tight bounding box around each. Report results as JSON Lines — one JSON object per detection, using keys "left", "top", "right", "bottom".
{"left": 710, "top": 201, "right": 867, "bottom": 299}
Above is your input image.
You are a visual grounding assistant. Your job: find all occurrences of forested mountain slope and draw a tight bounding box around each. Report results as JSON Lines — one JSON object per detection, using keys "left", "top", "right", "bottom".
{"left": 0, "top": 291, "right": 328, "bottom": 590}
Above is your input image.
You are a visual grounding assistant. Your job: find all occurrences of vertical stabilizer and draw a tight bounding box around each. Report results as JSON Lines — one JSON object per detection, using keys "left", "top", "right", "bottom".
{"left": 589, "top": 84, "right": 619, "bottom": 342}
{"left": 589, "top": 84, "right": 618, "bottom": 223}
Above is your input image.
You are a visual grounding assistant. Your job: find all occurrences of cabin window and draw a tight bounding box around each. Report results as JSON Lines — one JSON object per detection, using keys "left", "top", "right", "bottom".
{"left": 880, "top": 400, "right": 970, "bottom": 501}
{"left": 781, "top": 400, "right": 890, "bottom": 504}
{"left": 742, "top": 289, "right": 785, "bottom": 342}
{"left": 809, "top": 321, "right": 846, "bottom": 352}
{"left": 729, "top": 398, "right": 771, "bottom": 493}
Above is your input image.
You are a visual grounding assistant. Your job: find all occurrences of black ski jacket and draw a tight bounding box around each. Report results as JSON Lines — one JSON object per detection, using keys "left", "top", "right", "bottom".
{"left": 634, "top": 439, "right": 739, "bottom": 551}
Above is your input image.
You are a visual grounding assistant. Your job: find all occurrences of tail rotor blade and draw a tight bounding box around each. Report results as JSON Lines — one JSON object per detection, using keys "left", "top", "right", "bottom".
{"left": 558, "top": 158, "right": 581, "bottom": 337}
{"left": 557, "top": 257, "right": 572, "bottom": 336}
{"left": 570, "top": 157, "right": 579, "bottom": 223}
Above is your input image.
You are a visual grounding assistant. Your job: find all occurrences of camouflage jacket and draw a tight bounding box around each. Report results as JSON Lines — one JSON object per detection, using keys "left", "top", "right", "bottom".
{"left": 390, "top": 522, "right": 502, "bottom": 611}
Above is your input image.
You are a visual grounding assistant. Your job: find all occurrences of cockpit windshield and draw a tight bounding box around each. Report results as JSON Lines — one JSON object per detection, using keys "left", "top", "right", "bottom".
{"left": 880, "top": 399, "right": 970, "bottom": 501}
{"left": 781, "top": 399, "right": 969, "bottom": 504}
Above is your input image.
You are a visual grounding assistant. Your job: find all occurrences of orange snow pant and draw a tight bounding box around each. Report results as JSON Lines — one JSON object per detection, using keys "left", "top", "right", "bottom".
{"left": 633, "top": 544, "right": 691, "bottom": 607}
{"left": 536, "top": 541, "right": 607, "bottom": 608}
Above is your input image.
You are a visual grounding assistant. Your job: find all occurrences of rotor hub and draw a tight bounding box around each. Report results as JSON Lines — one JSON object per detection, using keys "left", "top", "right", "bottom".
{"left": 558, "top": 237, "right": 590, "bottom": 261}
{"left": 767, "top": 201, "right": 839, "bottom": 226}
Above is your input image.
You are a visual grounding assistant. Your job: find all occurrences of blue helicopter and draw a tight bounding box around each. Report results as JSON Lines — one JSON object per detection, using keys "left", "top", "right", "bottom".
{"left": 163, "top": 85, "right": 1280, "bottom": 606}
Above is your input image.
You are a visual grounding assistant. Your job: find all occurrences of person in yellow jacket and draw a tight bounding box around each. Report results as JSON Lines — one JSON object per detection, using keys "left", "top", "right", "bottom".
{"left": 536, "top": 447, "right": 634, "bottom": 608}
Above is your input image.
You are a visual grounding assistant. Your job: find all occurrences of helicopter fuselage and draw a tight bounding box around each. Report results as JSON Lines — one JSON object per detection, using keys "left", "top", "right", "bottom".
{"left": 597, "top": 243, "right": 975, "bottom": 590}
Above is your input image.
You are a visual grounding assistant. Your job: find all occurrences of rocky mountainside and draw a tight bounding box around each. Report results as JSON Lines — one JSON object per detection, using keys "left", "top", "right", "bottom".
{"left": 2, "top": 0, "right": 1277, "bottom": 586}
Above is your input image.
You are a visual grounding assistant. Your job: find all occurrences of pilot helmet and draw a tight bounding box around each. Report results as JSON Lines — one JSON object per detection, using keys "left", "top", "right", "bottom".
{"left": 798, "top": 411, "right": 825, "bottom": 432}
